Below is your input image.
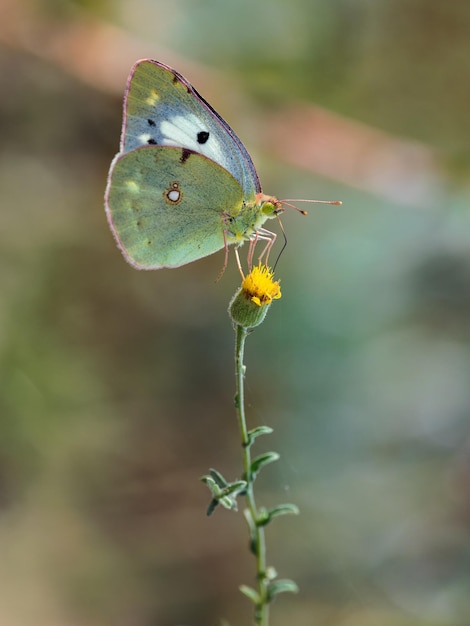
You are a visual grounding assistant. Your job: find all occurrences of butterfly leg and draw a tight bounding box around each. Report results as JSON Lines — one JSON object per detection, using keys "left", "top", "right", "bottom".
{"left": 215, "top": 229, "right": 231, "bottom": 282}
{"left": 234, "top": 247, "right": 245, "bottom": 278}
{"left": 246, "top": 232, "right": 259, "bottom": 272}
{"left": 249, "top": 228, "right": 277, "bottom": 268}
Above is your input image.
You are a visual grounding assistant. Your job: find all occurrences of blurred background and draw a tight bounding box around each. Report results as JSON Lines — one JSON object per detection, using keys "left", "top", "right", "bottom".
{"left": 1, "top": 1, "right": 470, "bottom": 625}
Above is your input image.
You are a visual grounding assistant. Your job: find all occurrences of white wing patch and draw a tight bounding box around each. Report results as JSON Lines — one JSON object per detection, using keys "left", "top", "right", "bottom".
{"left": 138, "top": 133, "right": 153, "bottom": 144}
{"left": 160, "top": 114, "right": 226, "bottom": 166}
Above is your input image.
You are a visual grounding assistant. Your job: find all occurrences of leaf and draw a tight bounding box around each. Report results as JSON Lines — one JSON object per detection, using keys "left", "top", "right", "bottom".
{"left": 247, "top": 425, "right": 273, "bottom": 446}
{"left": 256, "top": 507, "right": 270, "bottom": 526}
{"left": 200, "top": 476, "right": 221, "bottom": 497}
{"left": 223, "top": 480, "right": 247, "bottom": 496}
{"left": 219, "top": 495, "right": 238, "bottom": 511}
{"left": 201, "top": 474, "right": 246, "bottom": 515}
{"left": 267, "top": 579, "right": 299, "bottom": 602}
{"left": 206, "top": 498, "right": 219, "bottom": 516}
{"left": 243, "top": 508, "right": 258, "bottom": 554}
{"left": 269, "top": 503, "right": 300, "bottom": 517}
{"left": 243, "top": 508, "right": 256, "bottom": 531}
{"left": 239, "top": 584, "right": 261, "bottom": 605}
{"left": 209, "top": 468, "right": 229, "bottom": 488}
{"left": 258, "top": 503, "right": 300, "bottom": 526}
{"left": 250, "top": 451, "right": 280, "bottom": 479}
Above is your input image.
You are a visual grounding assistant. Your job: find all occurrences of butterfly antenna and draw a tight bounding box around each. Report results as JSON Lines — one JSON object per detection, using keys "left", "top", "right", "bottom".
{"left": 281, "top": 198, "right": 342, "bottom": 216}
{"left": 271, "top": 197, "right": 341, "bottom": 269}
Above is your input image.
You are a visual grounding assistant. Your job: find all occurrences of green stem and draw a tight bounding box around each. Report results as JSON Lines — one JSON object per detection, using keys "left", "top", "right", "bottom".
{"left": 235, "top": 324, "right": 269, "bottom": 626}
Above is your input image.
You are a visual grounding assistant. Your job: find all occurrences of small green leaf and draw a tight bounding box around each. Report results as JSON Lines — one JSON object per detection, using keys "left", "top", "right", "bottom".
{"left": 209, "top": 468, "right": 228, "bottom": 488}
{"left": 269, "top": 503, "right": 299, "bottom": 517}
{"left": 256, "top": 507, "right": 270, "bottom": 526}
{"left": 243, "top": 508, "right": 258, "bottom": 554}
{"left": 257, "top": 503, "right": 300, "bottom": 526}
{"left": 239, "top": 584, "right": 261, "bottom": 605}
{"left": 223, "top": 480, "right": 247, "bottom": 496}
{"left": 219, "top": 495, "right": 237, "bottom": 511}
{"left": 247, "top": 425, "right": 273, "bottom": 446}
{"left": 202, "top": 475, "right": 247, "bottom": 515}
{"left": 206, "top": 498, "right": 219, "bottom": 516}
{"left": 201, "top": 476, "right": 221, "bottom": 497}
{"left": 243, "top": 508, "right": 256, "bottom": 530}
{"left": 250, "top": 451, "right": 280, "bottom": 479}
{"left": 267, "top": 579, "right": 299, "bottom": 602}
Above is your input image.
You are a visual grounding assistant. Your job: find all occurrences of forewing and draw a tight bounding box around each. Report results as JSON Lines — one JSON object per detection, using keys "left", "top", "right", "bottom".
{"left": 120, "top": 59, "right": 261, "bottom": 197}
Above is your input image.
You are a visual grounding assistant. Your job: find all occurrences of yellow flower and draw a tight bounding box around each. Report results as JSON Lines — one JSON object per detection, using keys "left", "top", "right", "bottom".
{"left": 229, "top": 265, "right": 281, "bottom": 329}
{"left": 242, "top": 265, "right": 282, "bottom": 307}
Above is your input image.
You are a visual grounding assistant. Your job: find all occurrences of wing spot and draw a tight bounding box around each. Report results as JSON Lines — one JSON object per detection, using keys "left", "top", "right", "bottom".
{"left": 125, "top": 180, "right": 139, "bottom": 192}
{"left": 147, "top": 138, "right": 157, "bottom": 145}
{"left": 180, "top": 148, "right": 192, "bottom": 164}
{"left": 197, "top": 131, "right": 210, "bottom": 144}
{"left": 145, "top": 89, "right": 160, "bottom": 105}
{"left": 164, "top": 181, "right": 182, "bottom": 205}
{"left": 138, "top": 133, "right": 153, "bottom": 144}
{"left": 148, "top": 119, "right": 156, "bottom": 127}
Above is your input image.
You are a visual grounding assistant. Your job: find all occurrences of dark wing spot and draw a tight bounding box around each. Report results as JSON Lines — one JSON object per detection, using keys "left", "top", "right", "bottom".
{"left": 147, "top": 138, "right": 157, "bottom": 145}
{"left": 172, "top": 71, "right": 191, "bottom": 93}
{"left": 197, "top": 131, "right": 210, "bottom": 144}
{"left": 180, "top": 148, "right": 192, "bottom": 164}
{"left": 147, "top": 119, "right": 156, "bottom": 127}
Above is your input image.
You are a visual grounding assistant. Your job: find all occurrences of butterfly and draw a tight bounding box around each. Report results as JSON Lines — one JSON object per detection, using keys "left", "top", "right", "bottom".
{"left": 105, "top": 60, "right": 336, "bottom": 271}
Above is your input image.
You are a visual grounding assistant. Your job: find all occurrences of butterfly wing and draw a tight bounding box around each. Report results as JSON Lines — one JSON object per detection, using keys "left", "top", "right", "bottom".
{"left": 105, "top": 145, "right": 245, "bottom": 269}
{"left": 120, "top": 59, "right": 261, "bottom": 198}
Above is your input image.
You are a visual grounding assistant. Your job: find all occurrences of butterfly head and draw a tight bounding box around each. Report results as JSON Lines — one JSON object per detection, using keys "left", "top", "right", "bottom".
{"left": 255, "top": 193, "right": 285, "bottom": 218}
{"left": 255, "top": 193, "right": 315, "bottom": 219}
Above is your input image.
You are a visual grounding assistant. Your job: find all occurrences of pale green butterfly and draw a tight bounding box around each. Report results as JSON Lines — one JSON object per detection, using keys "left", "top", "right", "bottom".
{"left": 105, "top": 60, "right": 335, "bottom": 270}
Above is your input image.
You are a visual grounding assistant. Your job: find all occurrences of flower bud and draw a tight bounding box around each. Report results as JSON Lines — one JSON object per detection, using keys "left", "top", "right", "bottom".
{"left": 229, "top": 265, "right": 281, "bottom": 329}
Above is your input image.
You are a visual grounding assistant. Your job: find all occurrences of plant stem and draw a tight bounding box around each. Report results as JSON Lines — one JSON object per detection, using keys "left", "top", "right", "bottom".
{"left": 235, "top": 324, "right": 269, "bottom": 626}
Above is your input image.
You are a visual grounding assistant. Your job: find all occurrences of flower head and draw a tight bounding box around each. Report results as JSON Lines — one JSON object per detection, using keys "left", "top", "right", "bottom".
{"left": 229, "top": 265, "right": 281, "bottom": 329}
{"left": 242, "top": 265, "right": 282, "bottom": 307}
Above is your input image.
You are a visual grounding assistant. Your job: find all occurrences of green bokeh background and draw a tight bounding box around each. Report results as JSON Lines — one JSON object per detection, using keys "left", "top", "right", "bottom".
{"left": 1, "top": 1, "right": 469, "bottom": 625}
